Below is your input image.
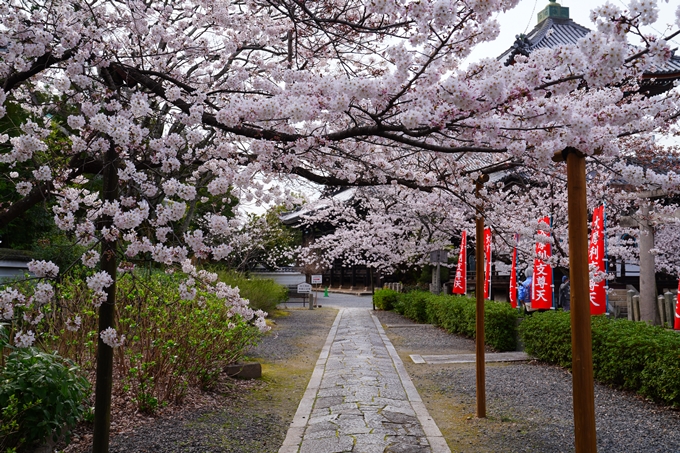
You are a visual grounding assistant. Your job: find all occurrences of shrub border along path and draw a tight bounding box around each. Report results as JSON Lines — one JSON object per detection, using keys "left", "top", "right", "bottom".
{"left": 519, "top": 309, "right": 680, "bottom": 407}
{"left": 379, "top": 288, "right": 680, "bottom": 409}
{"left": 375, "top": 309, "right": 680, "bottom": 453}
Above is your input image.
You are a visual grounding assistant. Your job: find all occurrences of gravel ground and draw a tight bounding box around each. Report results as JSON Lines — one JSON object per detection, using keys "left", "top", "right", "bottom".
{"left": 374, "top": 310, "right": 680, "bottom": 453}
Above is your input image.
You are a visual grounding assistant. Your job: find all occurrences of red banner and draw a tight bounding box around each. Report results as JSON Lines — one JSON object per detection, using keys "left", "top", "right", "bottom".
{"left": 532, "top": 217, "right": 553, "bottom": 310}
{"left": 588, "top": 205, "right": 607, "bottom": 315}
{"left": 675, "top": 279, "right": 680, "bottom": 330}
{"left": 484, "top": 227, "right": 492, "bottom": 299}
{"left": 453, "top": 231, "right": 467, "bottom": 294}
{"left": 509, "top": 234, "right": 518, "bottom": 308}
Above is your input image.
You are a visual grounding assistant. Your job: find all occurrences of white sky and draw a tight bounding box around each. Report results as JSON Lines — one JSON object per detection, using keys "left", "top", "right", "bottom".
{"left": 465, "top": 0, "right": 680, "bottom": 65}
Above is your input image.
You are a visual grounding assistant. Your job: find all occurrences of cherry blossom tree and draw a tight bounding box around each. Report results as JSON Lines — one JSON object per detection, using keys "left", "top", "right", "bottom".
{"left": 2, "top": 0, "right": 680, "bottom": 450}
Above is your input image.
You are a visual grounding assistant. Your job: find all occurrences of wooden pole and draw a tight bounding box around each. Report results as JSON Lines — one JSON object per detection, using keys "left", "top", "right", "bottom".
{"left": 565, "top": 149, "right": 597, "bottom": 452}
{"left": 475, "top": 179, "right": 487, "bottom": 418}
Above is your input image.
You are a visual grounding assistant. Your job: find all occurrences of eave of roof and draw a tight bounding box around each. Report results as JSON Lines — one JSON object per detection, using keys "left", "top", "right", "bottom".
{"left": 498, "top": 17, "right": 680, "bottom": 78}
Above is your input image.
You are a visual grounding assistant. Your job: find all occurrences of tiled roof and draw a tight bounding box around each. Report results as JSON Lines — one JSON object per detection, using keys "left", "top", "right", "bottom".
{"left": 646, "top": 53, "right": 680, "bottom": 75}
{"left": 498, "top": 17, "right": 680, "bottom": 78}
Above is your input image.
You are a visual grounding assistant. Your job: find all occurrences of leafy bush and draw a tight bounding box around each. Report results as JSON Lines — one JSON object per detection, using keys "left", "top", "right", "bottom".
{"left": 641, "top": 346, "right": 680, "bottom": 405}
{"left": 0, "top": 347, "right": 89, "bottom": 451}
{"left": 386, "top": 291, "right": 518, "bottom": 351}
{"left": 424, "top": 293, "right": 518, "bottom": 351}
{"left": 517, "top": 310, "right": 572, "bottom": 367}
{"left": 216, "top": 270, "right": 288, "bottom": 313}
{"left": 373, "top": 289, "right": 400, "bottom": 311}
{"left": 519, "top": 311, "right": 680, "bottom": 407}
{"left": 484, "top": 300, "right": 521, "bottom": 352}
{"left": 48, "top": 272, "right": 263, "bottom": 413}
{"left": 395, "top": 291, "right": 430, "bottom": 323}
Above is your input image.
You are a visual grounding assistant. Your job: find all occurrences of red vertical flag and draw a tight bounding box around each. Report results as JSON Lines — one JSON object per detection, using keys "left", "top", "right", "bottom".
{"left": 453, "top": 231, "right": 467, "bottom": 294}
{"left": 532, "top": 216, "right": 553, "bottom": 310}
{"left": 483, "top": 227, "right": 492, "bottom": 299}
{"left": 675, "top": 279, "right": 680, "bottom": 330}
{"left": 509, "top": 234, "right": 518, "bottom": 308}
{"left": 588, "top": 205, "right": 607, "bottom": 315}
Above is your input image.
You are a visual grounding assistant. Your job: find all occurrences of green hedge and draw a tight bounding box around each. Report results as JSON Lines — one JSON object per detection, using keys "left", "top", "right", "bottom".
{"left": 519, "top": 310, "right": 680, "bottom": 407}
{"left": 394, "top": 291, "right": 430, "bottom": 323}
{"left": 516, "top": 310, "right": 573, "bottom": 368}
{"left": 373, "top": 289, "right": 400, "bottom": 311}
{"left": 426, "top": 293, "right": 518, "bottom": 352}
{"left": 377, "top": 290, "right": 518, "bottom": 352}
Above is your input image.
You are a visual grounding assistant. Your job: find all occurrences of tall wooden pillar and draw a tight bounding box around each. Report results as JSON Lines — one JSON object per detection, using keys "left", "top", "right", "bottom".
{"left": 475, "top": 214, "right": 486, "bottom": 418}
{"left": 562, "top": 148, "right": 597, "bottom": 453}
{"left": 475, "top": 176, "right": 488, "bottom": 419}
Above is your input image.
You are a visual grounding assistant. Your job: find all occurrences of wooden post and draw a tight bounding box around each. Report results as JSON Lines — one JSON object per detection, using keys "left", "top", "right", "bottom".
{"left": 665, "top": 292, "right": 673, "bottom": 328}
{"left": 475, "top": 214, "right": 486, "bottom": 418}
{"left": 475, "top": 177, "right": 488, "bottom": 419}
{"left": 564, "top": 149, "right": 597, "bottom": 452}
{"left": 627, "top": 290, "right": 634, "bottom": 321}
{"left": 657, "top": 295, "right": 666, "bottom": 326}
{"left": 638, "top": 200, "right": 659, "bottom": 324}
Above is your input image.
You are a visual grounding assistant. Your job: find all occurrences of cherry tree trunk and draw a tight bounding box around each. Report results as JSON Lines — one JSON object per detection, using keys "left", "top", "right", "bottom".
{"left": 92, "top": 145, "right": 119, "bottom": 453}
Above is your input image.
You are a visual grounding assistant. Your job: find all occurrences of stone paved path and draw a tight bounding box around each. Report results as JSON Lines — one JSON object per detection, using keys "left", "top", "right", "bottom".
{"left": 279, "top": 308, "right": 450, "bottom": 453}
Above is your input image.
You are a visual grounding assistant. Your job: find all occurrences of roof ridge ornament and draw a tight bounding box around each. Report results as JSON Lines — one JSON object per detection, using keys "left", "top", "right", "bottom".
{"left": 537, "top": 0, "right": 570, "bottom": 25}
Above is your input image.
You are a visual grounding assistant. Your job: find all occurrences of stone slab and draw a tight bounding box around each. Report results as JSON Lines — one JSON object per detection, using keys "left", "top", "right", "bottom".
{"left": 223, "top": 362, "right": 262, "bottom": 379}
{"left": 409, "top": 351, "right": 532, "bottom": 364}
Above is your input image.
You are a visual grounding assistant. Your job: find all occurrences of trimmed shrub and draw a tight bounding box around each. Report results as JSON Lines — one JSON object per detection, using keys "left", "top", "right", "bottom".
{"left": 641, "top": 346, "right": 680, "bottom": 405}
{"left": 403, "top": 292, "right": 426, "bottom": 322}
{"left": 392, "top": 291, "right": 518, "bottom": 351}
{"left": 517, "top": 310, "right": 572, "bottom": 368}
{"left": 485, "top": 300, "right": 521, "bottom": 352}
{"left": 373, "top": 289, "right": 400, "bottom": 311}
{"left": 519, "top": 311, "right": 680, "bottom": 407}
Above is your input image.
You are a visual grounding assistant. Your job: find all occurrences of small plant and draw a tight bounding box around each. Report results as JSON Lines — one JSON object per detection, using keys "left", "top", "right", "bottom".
{"left": 1, "top": 394, "right": 39, "bottom": 453}
{"left": 0, "top": 348, "right": 90, "bottom": 451}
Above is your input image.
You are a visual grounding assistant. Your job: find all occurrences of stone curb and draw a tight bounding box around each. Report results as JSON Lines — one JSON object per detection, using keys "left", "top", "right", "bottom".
{"left": 279, "top": 309, "right": 343, "bottom": 453}
{"left": 371, "top": 314, "right": 452, "bottom": 452}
